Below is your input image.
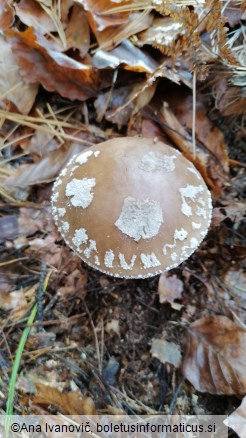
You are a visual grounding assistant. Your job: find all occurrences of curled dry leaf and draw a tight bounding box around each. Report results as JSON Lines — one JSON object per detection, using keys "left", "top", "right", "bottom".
{"left": 151, "top": 338, "right": 182, "bottom": 368}
{"left": 7, "top": 28, "right": 102, "bottom": 101}
{"left": 182, "top": 315, "right": 246, "bottom": 395}
{"left": 93, "top": 40, "right": 158, "bottom": 73}
{"left": 158, "top": 273, "right": 183, "bottom": 304}
{"left": 0, "top": 36, "right": 38, "bottom": 114}
{"left": 33, "top": 383, "right": 96, "bottom": 415}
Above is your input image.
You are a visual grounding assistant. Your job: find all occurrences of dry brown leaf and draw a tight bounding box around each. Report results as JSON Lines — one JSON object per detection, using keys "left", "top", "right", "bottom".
{"left": 0, "top": 215, "right": 18, "bottom": 241}
{"left": 7, "top": 28, "right": 102, "bottom": 101}
{"left": 182, "top": 315, "right": 246, "bottom": 395}
{"left": 80, "top": 0, "right": 131, "bottom": 33}
{"left": 158, "top": 273, "right": 183, "bottom": 304}
{"left": 141, "top": 119, "right": 170, "bottom": 143}
{"left": 65, "top": 4, "right": 90, "bottom": 57}
{"left": 225, "top": 396, "right": 246, "bottom": 438}
{"left": 80, "top": 0, "right": 151, "bottom": 52}
{"left": 212, "top": 201, "right": 246, "bottom": 226}
{"left": 0, "top": 35, "right": 38, "bottom": 114}
{"left": 166, "top": 92, "right": 229, "bottom": 172}
{"left": 28, "top": 234, "right": 64, "bottom": 268}
{"left": 92, "top": 11, "right": 152, "bottom": 51}
{"left": 0, "top": 0, "right": 14, "bottom": 31}
{"left": 0, "top": 290, "right": 27, "bottom": 311}
{"left": 18, "top": 207, "right": 54, "bottom": 236}
{"left": 95, "top": 79, "right": 157, "bottom": 128}
{"left": 215, "top": 78, "right": 246, "bottom": 116}
{"left": 28, "top": 128, "right": 58, "bottom": 156}
{"left": 5, "top": 142, "right": 83, "bottom": 186}
{"left": 15, "top": 0, "right": 57, "bottom": 33}
{"left": 93, "top": 40, "right": 158, "bottom": 73}
{"left": 138, "top": 16, "right": 183, "bottom": 48}
{"left": 151, "top": 338, "right": 182, "bottom": 368}
{"left": 33, "top": 383, "right": 96, "bottom": 415}
{"left": 159, "top": 103, "right": 220, "bottom": 195}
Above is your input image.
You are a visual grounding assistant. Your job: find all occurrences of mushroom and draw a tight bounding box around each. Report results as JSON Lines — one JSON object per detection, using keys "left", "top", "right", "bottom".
{"left": 51, "top": 137, "right": 212, "bottom": 278}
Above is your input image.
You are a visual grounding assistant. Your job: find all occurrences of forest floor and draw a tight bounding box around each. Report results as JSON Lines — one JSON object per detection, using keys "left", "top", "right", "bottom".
{"left": 0, "top": 1, "right": 245, "bottom": 437}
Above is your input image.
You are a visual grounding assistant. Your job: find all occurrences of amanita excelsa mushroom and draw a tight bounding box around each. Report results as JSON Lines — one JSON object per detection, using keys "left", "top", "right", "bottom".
{"left": 51, "top": 137, "right": 212, "bottom": 278}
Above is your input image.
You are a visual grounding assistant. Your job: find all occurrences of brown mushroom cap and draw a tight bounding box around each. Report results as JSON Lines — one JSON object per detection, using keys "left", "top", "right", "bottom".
{"left": 51, "top": 137, "right": 212, "bottom": 278}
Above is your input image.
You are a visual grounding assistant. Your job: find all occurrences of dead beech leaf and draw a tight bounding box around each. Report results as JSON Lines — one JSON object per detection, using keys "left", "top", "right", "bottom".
{"left": 158, "top": 273, "right": 183, "bottom": 304}
{"left": 159, "top": 103, "right": 220, "bottom": 195}
{"left": 80, "top": 0, "right": 151, "bottom": 52}
{"left": 80, "top": 0, "right": 131, "bottom": 33}
{"left": 225, "top": 396, "right": 246, "bottom": 438}
{"left": 165, "top": 92, "right": 229, "bottom": 171}
{"left": 151, "top": 339, "right": 182, "bottom": 368}
{"left": 0, "top": 36, "right": 38, "bottom": 114}
{"left": 7, "top": 28, "right": 102, "bottom": 101}
{"left": 0, "top": 0, "right": 14, "bottom": 31}
{"left": 15, "top": 0, "right": 57, "bottom": 33}
{"left": 65, "top": 4, "right": 90, "bottom": 57}
{"left": 182, "top": 315, "right": 246, "bottom": 395}
{"left": 5, "top": 142, "right": 83, "bottom": 186}
{"left": 33, "top": 383, "right": 96, "bottom": 415}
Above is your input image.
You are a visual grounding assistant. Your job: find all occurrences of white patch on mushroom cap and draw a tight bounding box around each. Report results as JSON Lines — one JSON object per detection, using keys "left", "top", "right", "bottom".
{"left": 72, "top": 228, "right": 88, "bottom": 249}
{"left": 119, "top": 253, "right": 136, "bottom": 270}
{"left": 57, "top": 208, "right": 66, "bottom": 217}
{"left": 192, "top": 222, "right": 201, "bottom": 229}
{"left": 53, "top": 179, "right": 62, "bottom": 189}
{"left": 163, "top": 228, "right": 188, "bottom": 255}
{"left": 60, "top": 168, "right": 68, "bottom": 177}
{"left": 190, "top": 237, "right": 198, "bottom": 248}
{"left": 179, "top": 185, "right": 204, "bottom": 217}
{"left": 174, "top": 228, "right": 188, "bottom": 241}
{"left": 84, "top": 240, "right": 97, "bottom": 258}
{"left": 66, "top": 178, "right": 96, "bottom": 208}
{"left": 62, "top": 221, "right": 70, "bottom": 233}
{"left": 171, "top": 252, "right": 177, "bottom": 261}
{"left": 51, "top": 192, "right": 59, "bottom": 203}
{"left": 196, "top": 206, "right": 207, "bottom": 218}
{"left": 104, "top": 249, "right": 115, "bottom": 268}
{"left": 70, "top": 165, "right": 79, "bottom": 176}
{"left": 139, "top": 151, "right": 177, "bottom": 172}
{"left": 140, "top": 253, "right": 161, "bottom": 269}
{"left": 115, "top": 197, "right": 163, "bottom": 241}
{"left": 94, "top": 151, "right": 100, "bottom": 157}
{"left": 75, "top": 150, "right": 93, "bottom": 165}
{"left": 95, "top": 256, "right": 100, "bottom": 266}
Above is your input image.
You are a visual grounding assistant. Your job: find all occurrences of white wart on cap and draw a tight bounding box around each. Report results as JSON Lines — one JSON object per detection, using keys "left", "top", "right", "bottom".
{"left": 51, "top": 137, "right": 212, "bottom": 278}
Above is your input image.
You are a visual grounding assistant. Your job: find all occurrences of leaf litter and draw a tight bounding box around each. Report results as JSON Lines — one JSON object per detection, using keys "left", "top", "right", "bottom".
{"left": 0, "top": 0, "right": 245, "bottom": 430}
